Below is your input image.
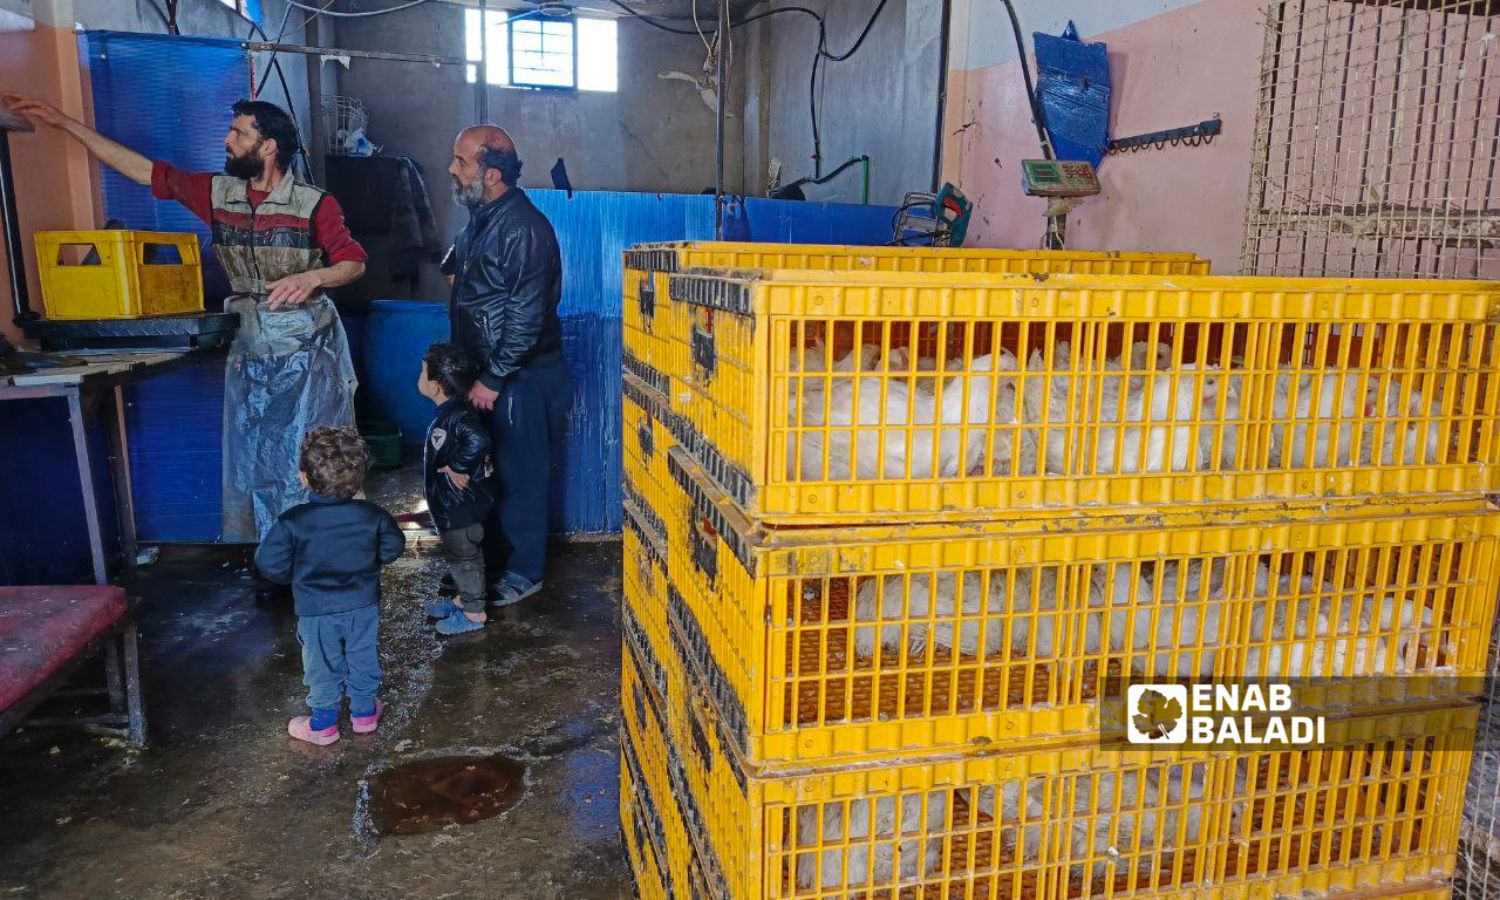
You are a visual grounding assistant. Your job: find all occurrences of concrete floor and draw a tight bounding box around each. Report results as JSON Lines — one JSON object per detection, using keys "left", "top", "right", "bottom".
{"left": 0, "top": 463, "right": 631, "bottom": 899}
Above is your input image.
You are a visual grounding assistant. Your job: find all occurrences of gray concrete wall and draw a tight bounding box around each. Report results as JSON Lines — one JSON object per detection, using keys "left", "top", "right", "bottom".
{"left": 333, "top": 4, "right": 738, "bottom": 302}
{"left": 739, "top": 0, "right": 942, "bottom": 206}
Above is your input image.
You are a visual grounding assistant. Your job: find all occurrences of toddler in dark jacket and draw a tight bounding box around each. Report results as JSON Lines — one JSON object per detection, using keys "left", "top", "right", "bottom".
{"left": 417, "top": 342, "right": 496, "bottom": 635}
{"left": 255, "top": 427, "right": 406, "bottom": 745}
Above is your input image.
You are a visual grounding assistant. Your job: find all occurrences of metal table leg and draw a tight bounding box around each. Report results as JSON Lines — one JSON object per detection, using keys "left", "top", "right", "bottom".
{"left": 105, "top": 384, "right": 138, "bottom": 570}
{"left": 66, "top": 388, "right": 108, "bottom": 585}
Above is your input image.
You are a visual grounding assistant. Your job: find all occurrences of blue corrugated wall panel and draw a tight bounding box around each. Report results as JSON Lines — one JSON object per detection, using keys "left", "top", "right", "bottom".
{"left": 125, "top": 354, "right": 227, "bottom": 543}
{"left": 527, "top": 190, "right": 897, "bottom": 534}
{"left": 80, "top": 31, "right": 245, "bottom": 543}
{"left": 0, "top": 398, "right": 118, "bottom": 586}
{"left": 83, "top": 31, "right": 251, "bottom": 303}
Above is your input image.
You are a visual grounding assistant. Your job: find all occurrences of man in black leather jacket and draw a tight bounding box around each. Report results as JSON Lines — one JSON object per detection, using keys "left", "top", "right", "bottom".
{"left": 445, "top": 125, "right": 575, "bottom": 607}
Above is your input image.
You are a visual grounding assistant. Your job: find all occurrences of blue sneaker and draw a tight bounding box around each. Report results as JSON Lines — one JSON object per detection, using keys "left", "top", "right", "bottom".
{"left": 489, "top": 572, "right": 544, "bottom": 607}
{"left": 426, "top": 597, "right": 463, "bottom": 618}
{"left": 436, "top": 613, "right": 486, "bottom": 635}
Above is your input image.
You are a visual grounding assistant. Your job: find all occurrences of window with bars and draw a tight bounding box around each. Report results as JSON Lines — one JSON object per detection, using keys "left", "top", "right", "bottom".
{"left": 465, "top": 9, "right": 618, "bottom": 92}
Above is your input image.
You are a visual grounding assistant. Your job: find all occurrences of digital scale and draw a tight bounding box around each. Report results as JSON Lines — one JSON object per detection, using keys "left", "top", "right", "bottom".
{"left": 1020, "top": 158, "right": 1101, "bottom": 250}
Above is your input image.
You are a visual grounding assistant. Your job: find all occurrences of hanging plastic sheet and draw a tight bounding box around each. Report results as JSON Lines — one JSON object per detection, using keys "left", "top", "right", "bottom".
{"left": 221, "top": 297, "right": 358, "bottom": 542}
{"left": 1033, "top": 21, "right": 1112, "bottom": 167}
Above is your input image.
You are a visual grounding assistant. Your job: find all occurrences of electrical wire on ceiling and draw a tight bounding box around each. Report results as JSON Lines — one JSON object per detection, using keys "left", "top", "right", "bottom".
{"left": 606, "top": 0, "right": 892, "bottom": 180}
{"left": 280, "top": 0, "right": 434, "bottom": 18}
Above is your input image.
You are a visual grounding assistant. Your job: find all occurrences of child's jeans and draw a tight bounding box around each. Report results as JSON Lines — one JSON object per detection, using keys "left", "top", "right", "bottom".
{"left": 297, "top": 605, "right": 381, "bottom": 714}
{"left": 441, "top": 523, "right": 487, "bottom": 614}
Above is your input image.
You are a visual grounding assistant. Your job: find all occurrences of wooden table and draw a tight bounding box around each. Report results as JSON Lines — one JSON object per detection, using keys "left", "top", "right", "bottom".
{"left": 0, "top": 350, "right": 202, "bottom": 584}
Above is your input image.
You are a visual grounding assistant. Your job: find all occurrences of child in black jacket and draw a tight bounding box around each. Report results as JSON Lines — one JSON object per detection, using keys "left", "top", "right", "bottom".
{"left": 418, "top": 342, "right": 496, "bottom": 635}
{"left": 255, "top": 427, "right": 406, "bottom": 745}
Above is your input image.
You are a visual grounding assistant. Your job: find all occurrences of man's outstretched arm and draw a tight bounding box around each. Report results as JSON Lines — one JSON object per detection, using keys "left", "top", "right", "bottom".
{"left": 2, "top": 93, "right": 152, "bottom": 185}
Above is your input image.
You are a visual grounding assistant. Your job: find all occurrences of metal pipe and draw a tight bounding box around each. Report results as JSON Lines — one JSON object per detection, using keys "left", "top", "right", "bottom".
{"left": 0, "top": 131, "right": 32, "bottom": 324}
{"left": 714, "top": 0, "right": 730, "bottom": 240}
{"left": 243, "top": 41, "right": 466, "bottom": 67}
{"left": 477, "top": 0, "right": 490, "bottom": 123}
{"left": 931, "top": 0, "right": 952, "bottom": 192}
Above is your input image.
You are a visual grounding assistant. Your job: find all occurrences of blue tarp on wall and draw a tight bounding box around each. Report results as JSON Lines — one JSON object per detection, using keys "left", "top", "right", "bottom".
{"left": 1033, "top": 22, "right": 1112, "bottom": 168}
{"left": 530, "top": 190, "right": 897, "bottom": 534}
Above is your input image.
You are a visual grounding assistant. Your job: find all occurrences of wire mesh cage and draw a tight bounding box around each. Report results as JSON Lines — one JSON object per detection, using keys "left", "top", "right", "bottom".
{"left": 320, "top": 94, "right": 368, "bottom": 157}
{"left": 1242, "top": 0, "right": 1500, "bottom": 280}
{"left": 1243, "top": 4, "right": 1500, "bottom": 897}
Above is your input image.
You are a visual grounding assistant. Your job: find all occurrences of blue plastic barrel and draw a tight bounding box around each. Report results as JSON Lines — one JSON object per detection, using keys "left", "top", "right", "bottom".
{"left": 363, "top": 299, "right": 451, "bottom": 445}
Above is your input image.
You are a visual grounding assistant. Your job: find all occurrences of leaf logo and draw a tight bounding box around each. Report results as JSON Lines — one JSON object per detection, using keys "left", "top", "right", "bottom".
{"left": 1127, "top": 684, "right": 1189, "bottom": 744}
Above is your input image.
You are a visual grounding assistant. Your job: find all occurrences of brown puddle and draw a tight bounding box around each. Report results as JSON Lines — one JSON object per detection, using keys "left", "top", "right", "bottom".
{"left": 368, "top": 754, "right": 527, "bottom": 835}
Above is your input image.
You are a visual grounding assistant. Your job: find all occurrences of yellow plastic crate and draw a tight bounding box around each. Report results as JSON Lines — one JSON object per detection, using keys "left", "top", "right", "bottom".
{"left": 35, "top": 230, "right": 203, "bottom": 319}
{"left": 622, "top": 501, "right": 684, "bottom": 717}
{"left": 663, "top": 446, "right": 1500, "bottom": 767}
{"left": 661, "top": 666, "right": 1476, "bottom": 900}
{"left": 623, "top": 633, "right": 728, "bottom": 899}
{"left": 620, "top": 727, "right": 675, "bottom": 900}
{"left": 624, "top": 345, "right": 674, "bottom": 411}
{"left": 624, "top": 372, "right": 680, "bottom": 516}
{"left": 625, "top": 242, "right": 1209, "bottom": 419}
{"left": 663, "top": 268, "right": 1500, "bottom": 523}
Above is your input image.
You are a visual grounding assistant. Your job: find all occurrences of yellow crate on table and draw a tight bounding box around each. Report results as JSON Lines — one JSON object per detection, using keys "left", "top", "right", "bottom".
{"left": 663, "top": 267, "right": 1500, "bottom": 524}
{"left": 624, "top": 372, "right": 680, "bottom": 517}
{"left": 663, "top": 446, "right": 1500, "bottom": 767}
{"left": 35, "top": 230, "right": 203, "bottom": 319}
{"left": 661, "top": 661, "right": 1477, "bottom": 900}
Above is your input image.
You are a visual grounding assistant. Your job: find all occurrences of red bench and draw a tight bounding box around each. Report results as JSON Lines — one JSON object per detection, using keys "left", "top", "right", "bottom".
{"left": 0, "top": 586, "right": 145, "bottom": 746}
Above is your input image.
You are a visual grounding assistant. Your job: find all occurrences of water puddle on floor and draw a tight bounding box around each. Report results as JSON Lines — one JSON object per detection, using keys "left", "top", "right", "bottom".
{"left": 367, "top": 754, "right": 526, "bottom": 835}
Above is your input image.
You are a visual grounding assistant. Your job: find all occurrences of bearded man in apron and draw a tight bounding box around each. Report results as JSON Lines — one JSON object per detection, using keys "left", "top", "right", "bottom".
{"left": 6, "top": 96, "right": 367, "bottom": 561}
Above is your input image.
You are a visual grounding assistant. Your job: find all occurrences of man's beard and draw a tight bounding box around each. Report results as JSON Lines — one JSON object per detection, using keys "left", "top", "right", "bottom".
{"left": 452, "top": 176, "right": 486, "bottom": 209}
{"left": 224, "top": 149, "right": 265, "bottom": 180}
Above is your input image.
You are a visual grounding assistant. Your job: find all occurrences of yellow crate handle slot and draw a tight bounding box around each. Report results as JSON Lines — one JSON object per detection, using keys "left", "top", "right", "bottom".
{"left": 692, "top": 316, "right": 716, "bottom": 376}
{"left": 140, "top": 242, "right": 185, "bottom": 266}
{"left": 637, "top": 271, "right": 656, "bottom": 329}
{"left": 690, "top": 512, "right": 719, "bottom": 587}
{"left": 55, "top": 242, "right": 103, "bottom": 266}
{"left": 637, "top": 415, "right": 655, "bottom": 460}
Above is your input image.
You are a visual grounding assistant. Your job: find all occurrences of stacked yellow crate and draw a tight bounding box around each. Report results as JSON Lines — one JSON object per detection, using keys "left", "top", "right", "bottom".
{"left": 619, "top": 243, "right": 1500, "bottom": 900}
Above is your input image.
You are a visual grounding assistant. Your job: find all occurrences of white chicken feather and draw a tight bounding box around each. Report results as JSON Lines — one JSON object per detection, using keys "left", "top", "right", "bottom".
{"left": 795, "top": 793, "right": 947, "bottom": 892}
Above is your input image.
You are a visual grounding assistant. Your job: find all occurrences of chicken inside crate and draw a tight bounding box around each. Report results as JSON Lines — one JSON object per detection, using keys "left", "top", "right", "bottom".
{"left": 661, "top": 269, "right": 1500, "bottom": 521}
{"left": 725, "top": 502, "right": 1500, "bottom": 764}
{"left": 759, "top": 704, "right": 1476, "bottom": 900}
{"left": 776, "top": 315, "right": 1480, "bottom": 482}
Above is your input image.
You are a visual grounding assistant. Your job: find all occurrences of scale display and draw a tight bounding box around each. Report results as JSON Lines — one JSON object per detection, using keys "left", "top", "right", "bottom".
{"left": 1021, "top": 159, "right": 1101, "bottom": 198}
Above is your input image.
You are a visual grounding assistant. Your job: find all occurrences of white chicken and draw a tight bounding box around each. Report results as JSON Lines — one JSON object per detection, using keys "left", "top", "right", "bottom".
{"left": 1267, "top": 370, "right": 1367, "bottom": 468}
{"left": 1362, "top": 378, "right": 1446, "bottom": 465}
{"left": 1243, "top": 577, "right": 1438, "bottom": 678}
{"left": 1024, "top": 345, "right": 1232, "bottom": 475}
{"left": 794, "top": 793, "right": 948, "bottom": 892}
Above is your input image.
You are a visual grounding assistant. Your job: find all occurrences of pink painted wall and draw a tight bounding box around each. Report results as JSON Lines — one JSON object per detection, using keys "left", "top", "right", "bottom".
{"left": 944, "top": 0, "right": 1263, "bottom": 273}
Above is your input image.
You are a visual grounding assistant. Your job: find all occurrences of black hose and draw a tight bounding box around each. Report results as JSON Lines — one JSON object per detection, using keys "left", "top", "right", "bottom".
{"left": 998, "top": 0, "right": 1053, "bottom": 160}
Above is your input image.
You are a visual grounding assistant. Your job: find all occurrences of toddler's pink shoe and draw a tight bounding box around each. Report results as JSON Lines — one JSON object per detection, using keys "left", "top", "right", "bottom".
{"left": 351, "top": 700, "right": 383, "bottom": 735}
{"left": 287, "top": 716, "right": 340, "bottom": 746}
